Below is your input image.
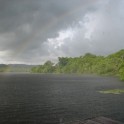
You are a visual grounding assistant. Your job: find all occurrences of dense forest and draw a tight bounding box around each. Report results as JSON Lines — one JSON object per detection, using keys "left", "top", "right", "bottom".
{"left": 31, "top": 49, "right": 124, "bottom": 80}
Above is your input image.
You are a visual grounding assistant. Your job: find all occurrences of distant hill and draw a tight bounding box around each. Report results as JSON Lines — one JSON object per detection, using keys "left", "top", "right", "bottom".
{"left": 0, "top": 64, "right": 36, "bottom": 72}
{"left": 0, "top": 64, "right": 9, "bottom": 72}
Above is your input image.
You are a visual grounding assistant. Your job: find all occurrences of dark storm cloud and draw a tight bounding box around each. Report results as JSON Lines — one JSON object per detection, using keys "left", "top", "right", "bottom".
{"left": 0, "top": 0, "right": 124, "bottom": 64}
{"left": 0, "top": 0, "right": 97, "bottom": 63}
{"left": 0, "top": 0, "right": 92, "bottom": 44}
{"left": 0, "top": 0, "right": 93, "bottom": 33}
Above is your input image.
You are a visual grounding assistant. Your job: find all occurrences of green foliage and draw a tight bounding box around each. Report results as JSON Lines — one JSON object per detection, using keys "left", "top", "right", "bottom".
{"left": 118, "top": 62, "right": 124, "bottom": 80}
{"left": 99, "top": 89, "right": 124, "bottom": 94}
{"left": 0, "top": 64, "right": 35, "bottom": 72}
{"left": 0, "top": 64, "right": 9, "bottom": 72}
{"left": 31, "top": 49, "right": 124, "bottom": 81}
{"left": 31, "top": 61, "right": 55, "bottom": 73}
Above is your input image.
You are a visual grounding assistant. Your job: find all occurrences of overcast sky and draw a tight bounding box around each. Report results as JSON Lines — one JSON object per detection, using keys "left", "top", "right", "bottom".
{"left": 0, "top": 0, "right": 124, "bottom": 64}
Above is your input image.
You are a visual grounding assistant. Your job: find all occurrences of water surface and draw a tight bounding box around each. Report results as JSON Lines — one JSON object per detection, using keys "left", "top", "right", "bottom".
{"left": 0, "top": 73, "right": 124, "bottom": 124}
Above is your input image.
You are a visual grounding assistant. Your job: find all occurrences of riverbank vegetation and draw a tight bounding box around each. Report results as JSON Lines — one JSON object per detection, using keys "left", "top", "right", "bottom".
{"left": 31, "top": 49, "right": 124, "bottom": 81}
{"left": 99, "top": 89, "right": 124, "bottom": 94}
{"left": 0, "top": 64, "right": 9, "bottom": 72}
{"left": 0, "top": 64, "right": 35, "bottom": 72}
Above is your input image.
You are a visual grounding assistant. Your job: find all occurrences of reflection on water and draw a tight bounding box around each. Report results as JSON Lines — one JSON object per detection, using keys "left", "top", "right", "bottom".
{"left": 0, "top": 74, "right": 124, "bottom": 124}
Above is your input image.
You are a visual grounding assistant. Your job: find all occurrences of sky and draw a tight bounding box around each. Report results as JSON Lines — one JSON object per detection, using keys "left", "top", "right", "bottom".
{"left": 0, "top": 0, "right": 124, "bottom": 64}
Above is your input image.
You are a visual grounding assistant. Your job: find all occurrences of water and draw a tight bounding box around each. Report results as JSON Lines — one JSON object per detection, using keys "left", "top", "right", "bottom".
{"left": 0, "top": 73, "right": 124, "bottom": 124}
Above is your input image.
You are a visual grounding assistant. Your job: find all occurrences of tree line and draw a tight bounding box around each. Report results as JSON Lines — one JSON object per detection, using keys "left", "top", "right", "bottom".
{"left": 31, "top": 49, "right": 124, "bottom": 80}
{"left": 0, "top": 64, "right": 35, "bottom": 72}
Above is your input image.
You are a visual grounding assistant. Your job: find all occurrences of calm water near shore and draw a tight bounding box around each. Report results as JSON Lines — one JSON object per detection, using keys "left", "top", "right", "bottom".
{"left": 0, "top": 73, "right": 124, "bottom": 124}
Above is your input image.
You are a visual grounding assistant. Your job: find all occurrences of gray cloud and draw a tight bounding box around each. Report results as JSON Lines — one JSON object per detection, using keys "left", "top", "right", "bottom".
{"left": 0, "top": 0, "right": 124, "bottom": 64}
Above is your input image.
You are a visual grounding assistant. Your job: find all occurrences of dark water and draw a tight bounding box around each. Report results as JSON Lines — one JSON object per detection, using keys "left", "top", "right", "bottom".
{"left": 0, "top": 73, "right": 124, "bottom": 124}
